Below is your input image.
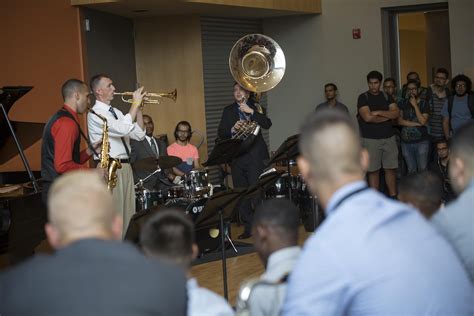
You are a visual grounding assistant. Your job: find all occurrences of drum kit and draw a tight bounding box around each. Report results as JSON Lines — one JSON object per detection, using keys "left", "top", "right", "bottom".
{"left": 133, "top": 155, "right": 213, "bottom": 221}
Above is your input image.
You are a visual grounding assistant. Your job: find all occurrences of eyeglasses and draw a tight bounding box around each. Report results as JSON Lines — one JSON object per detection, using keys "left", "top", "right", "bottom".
{"left": 437, "top": 147, "right": 448, "bottom": 151}
{"left": 177, "top": 130, "right": 190, "bottom": 134}
{"left": 434, "top": 76, "right": 447, "bottom": 80}
{"left": 455, "top": 84, "right": 466, "bottom": 88}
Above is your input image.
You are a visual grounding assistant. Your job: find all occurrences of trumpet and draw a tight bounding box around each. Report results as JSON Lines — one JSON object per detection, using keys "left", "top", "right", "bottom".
{"left": 114, "top": 89, "right": 177, "bottom": 106}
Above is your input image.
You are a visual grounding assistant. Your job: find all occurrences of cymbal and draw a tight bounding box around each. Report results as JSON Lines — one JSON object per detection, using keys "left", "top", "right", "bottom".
{"left": 133, "top": 156, "right": 182, "bottom": 171}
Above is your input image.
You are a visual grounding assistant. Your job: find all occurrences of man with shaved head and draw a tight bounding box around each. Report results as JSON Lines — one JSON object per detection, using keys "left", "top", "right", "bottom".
{"left": 0, "top": 170, "right": 187, "bottom": 316}
{"left": 282, "top": 110, "right": 473, "bottom": 315}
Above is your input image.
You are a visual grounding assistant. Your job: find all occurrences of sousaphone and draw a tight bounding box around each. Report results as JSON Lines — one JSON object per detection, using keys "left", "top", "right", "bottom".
{"left": 229, "top": 34, "right": 286, "bottom": 93}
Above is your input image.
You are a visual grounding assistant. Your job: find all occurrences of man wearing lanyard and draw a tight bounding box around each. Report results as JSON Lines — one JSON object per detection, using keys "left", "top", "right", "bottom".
{"left": 41, "top": 79, "right": 100, "bottom": 203}
{"left": 282, "top": 110, "right": 472, "bottom": 315}
{"left": 88, "top": 74, "right": 146, "bottom": 237}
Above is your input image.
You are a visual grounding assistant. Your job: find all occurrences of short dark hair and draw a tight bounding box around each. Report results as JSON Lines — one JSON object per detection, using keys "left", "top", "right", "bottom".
{"left": 450, "top": 121, "right": 474, "bottom": 173}
{"left": 406, "top": 79, "right": 420, "bottom": 89}
{"left": 436, "top": 68, "right": 449, "bottom": 79}
{"left": 383, "top": 77, "right": 396, "bottom": 86}
{"left": 143, "top": 114, "right": 153, "bottom": 122}
{"left": 253, "top": 198, "right": 300, "bottom": 244}
{"left": 398, "top": 171, "right": 443, "bottom": 219}
{"left": 406, "top": 71, "right": 419, "bottom": 80}
{"left": 61, "top": 79, "right": 85, "bottom": 100}
{"left": 140, "top": 209, "right": 194, "bottom": 269}
{"left": 434, "top": 138, "right": 449, "bottom": 147}
{"left": 324, "top": 83, "right": 338, "bottom": 91}
{"left": 90, "top": 74, "right": 110, "bottom": 95}
{"left": 367, "top": 70, "right": 383, "bottom": 82}
{"left": 174, "top": 121, "right": 192, "bottom": 141}
{"left": 451, "top": 74, "right": 472, "bottom": 92}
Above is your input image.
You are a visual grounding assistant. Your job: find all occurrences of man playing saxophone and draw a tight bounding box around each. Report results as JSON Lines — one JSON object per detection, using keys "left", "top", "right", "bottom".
{"left": 41, "top": 79, "right": 101, "bottom": 204}
{"left": 87, "top": 74, "right": 146, "bottom": 237}
{"left": 218, "top": 83, "right": 272, "bottom": 239}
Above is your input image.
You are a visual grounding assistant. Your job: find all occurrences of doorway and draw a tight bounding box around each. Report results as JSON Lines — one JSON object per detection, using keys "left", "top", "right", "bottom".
{"left": 382, "top": 3, "right": 451, "bottom": 88}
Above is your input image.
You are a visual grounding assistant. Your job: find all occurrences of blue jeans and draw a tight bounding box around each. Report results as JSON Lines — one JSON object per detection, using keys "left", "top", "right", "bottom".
{"left": 401, "top": 140, "right": 430, "bottom": 174}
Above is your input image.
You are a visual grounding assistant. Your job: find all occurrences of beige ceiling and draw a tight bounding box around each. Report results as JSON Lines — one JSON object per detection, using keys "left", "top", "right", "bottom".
{"left": 71, "top": 0, "right": 320, "bottom": 18}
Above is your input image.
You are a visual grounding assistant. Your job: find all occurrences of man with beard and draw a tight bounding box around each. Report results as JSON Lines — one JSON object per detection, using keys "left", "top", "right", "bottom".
{"left": 427, "top": 68, "right": 450, "bottom": 143}
{"left": 41, "top": 79, "right": 101, "bottom": 203}
{"left": 167, "top": 121, "right": 200, "bottom": 176}
{"left": 442, "top": 74, "right": 474, "bottom": 139}
{"left": 428, "top": 138, "right": 456, "bottom": 204}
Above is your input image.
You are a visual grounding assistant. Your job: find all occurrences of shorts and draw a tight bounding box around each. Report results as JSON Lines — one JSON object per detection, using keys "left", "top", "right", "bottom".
{"left": 362, "top": 136, "right": 398, "bottom": 172}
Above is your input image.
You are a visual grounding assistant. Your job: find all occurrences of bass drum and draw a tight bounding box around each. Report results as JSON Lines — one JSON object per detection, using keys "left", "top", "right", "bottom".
{"left": 164, "top": 197, "right": 207, "bottom": 222}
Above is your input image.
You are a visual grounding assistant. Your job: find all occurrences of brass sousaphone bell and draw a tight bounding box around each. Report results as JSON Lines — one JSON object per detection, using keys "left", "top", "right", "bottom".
{"left": 229, "top": 34, "right": 286, "bottom": 93}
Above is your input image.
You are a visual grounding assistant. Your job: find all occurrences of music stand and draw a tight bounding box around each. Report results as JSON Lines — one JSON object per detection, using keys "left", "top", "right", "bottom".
{"left": 202, "top": 138, "right": 242, "bottom": 167}
{"left": 195, "top": 188, "right": 246, "bottom": 300}
{"left": 267, "top": 134, "right": 299, "bottom": 201}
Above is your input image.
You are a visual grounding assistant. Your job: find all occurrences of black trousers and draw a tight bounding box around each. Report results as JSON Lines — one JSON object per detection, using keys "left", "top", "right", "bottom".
{"left": 231, "top": 154, "right": 265, "bottom": 233}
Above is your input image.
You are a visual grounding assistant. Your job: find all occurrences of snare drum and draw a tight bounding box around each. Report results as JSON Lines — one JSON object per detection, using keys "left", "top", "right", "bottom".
{"left": 168, "top": 185, "right": 185, "bottom": 199}
{"left": 185, "top": 169, "right": 210, "bottom": 197}
{"left": 136, "top": 189, "right": 164, "bottom": 211}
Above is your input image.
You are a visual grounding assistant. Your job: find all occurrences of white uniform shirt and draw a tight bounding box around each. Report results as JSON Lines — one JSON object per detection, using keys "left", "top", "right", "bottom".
{"left": 88, "top": 100, "right": 145, "bottom": 159}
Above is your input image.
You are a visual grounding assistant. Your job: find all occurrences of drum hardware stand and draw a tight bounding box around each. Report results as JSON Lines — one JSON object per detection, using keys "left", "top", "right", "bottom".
{"left": 134, "top": 167, "right": 162, "bottom": 187}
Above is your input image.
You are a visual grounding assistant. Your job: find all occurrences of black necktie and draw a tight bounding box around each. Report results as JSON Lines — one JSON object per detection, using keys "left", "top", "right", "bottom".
{"left": 108, "top": 107, "right": 130, "bottom": 159}
{"left": 150, "top": 138, "right": 158, "bottom": 157}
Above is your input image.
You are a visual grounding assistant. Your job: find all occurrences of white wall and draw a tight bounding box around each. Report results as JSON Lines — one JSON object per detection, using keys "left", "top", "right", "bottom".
{"left": 263, "top": 0, "right": 473, "bottom": 151}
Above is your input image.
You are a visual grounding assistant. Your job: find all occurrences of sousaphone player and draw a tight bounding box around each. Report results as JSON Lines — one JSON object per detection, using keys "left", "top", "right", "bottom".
{"left": 217, "top": 34, "right": 285, "bottom": 239}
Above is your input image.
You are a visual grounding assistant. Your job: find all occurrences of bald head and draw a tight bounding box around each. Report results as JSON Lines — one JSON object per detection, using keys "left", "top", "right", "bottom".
{"left": 46, "top": 170, "right": 121, "bottom": 247}
{"left": 299, "top": 110, "right": 364, "bottom": 185}
{"left": 449, "top": 121, "right": 474, "bottom": 194}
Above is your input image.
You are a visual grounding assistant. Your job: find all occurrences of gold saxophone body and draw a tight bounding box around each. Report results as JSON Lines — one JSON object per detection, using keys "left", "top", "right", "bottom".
{"left": 89, "top": 109, "right": 122, "bottom": 191}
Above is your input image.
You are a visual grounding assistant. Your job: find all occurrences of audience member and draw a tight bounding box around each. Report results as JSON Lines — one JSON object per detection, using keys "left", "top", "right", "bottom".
{"left": 428, "top": 138, "right": 456, "bottom": 203}
{"left": 442, "top": 74, "right": 474, "bottom": 139}
{"left": 398, "top": 171, "right": 443, "bottom": 219}
{"left": 140, "top": 209, "right": 234, "bottom": 316}
{"left": 432, "top": 121, "right": 474, "bottom": 283}
{"left": 283, "top": 109, "right": 472, "bottom": 315}
{"left": 401, "top": 71, "right": 427, "bottom": 101}
{"left": 357, "top": 70, "right": 399, "bottom": 197}
{"left": 0, "top": 170, "right": 187, "bottom": 316}
{"left": 427, "top": 68, "right": 450, "bottom": 150}
{"left": 244, "top": 199, "right": 301, "bottom": 316}
{"left": 315, "top": 83, "right": 349, "bottom": 114}
{"left": 398, "top": 79, "right": 430, "bottom": 174}
{"left": 383, "top": 77, "right": 402, "bottom": 104}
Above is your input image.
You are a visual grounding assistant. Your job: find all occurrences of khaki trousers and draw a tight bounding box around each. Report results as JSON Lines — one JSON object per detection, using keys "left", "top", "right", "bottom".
{"left": 111, "top": 163, "right": 135, "bottom": 238}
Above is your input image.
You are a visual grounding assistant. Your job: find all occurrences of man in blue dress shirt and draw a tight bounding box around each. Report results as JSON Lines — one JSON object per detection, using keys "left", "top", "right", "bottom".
{"left": 282, "top": 110, "right": 473, "bottom": 315}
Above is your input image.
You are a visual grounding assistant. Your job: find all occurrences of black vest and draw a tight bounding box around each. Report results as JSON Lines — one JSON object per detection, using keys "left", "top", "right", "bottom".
{"left": 41, "top": 109, "right": 81, "bottom": 183}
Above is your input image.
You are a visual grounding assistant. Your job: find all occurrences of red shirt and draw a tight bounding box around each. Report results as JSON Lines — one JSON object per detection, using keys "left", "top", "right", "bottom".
{"left": 50, "top": 105, "right": 91, "bottom": 173}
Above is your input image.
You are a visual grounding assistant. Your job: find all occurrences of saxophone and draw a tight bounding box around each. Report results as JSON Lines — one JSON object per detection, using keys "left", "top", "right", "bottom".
{"left": 89, "top": 109, "right": 122, "bottom": 191}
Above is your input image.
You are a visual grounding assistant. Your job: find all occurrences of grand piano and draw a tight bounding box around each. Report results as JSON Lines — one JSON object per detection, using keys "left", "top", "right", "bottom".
{"left": 0, "top": 87, "right": 47, "bottom": 267}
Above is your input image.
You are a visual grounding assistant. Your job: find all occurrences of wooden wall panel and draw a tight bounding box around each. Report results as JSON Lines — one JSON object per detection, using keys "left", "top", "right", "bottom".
{"left": 0, "top": 0, "right": 85, "bottom": 172}
{"left": 134, "top": 16, "right": 208, "bottom": 161}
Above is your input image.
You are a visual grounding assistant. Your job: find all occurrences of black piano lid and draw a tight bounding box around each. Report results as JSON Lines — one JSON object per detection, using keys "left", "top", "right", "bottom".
{"left": 0, "top": 86, "right": 44, "bottom": 165}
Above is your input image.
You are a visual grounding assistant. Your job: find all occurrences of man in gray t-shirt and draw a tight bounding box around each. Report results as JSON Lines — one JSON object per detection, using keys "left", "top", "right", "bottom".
{"left": 315, "top": 83, "right": 349, "bottom": 114}
{"left": 442, "top": 74, "right": 473, "bottom": 139}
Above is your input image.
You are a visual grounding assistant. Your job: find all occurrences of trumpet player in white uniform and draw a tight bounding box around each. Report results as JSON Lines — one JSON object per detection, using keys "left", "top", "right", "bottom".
{"left": 88, "top": 74, "right": 146, "bottom": 237}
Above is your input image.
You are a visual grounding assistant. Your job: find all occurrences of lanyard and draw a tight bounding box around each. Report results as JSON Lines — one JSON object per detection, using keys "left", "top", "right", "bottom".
{"left": 328, "top": 186, "right": 369, "bottom": 213}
